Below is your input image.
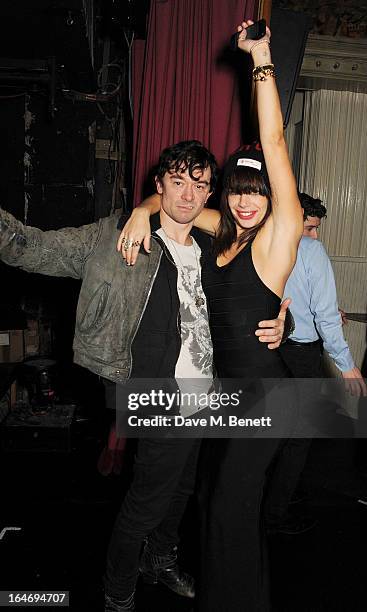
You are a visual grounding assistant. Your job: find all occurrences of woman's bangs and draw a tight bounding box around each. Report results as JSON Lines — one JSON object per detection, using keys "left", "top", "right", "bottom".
{"left": 226, "top": 166, "right": 269, "bottom": 196}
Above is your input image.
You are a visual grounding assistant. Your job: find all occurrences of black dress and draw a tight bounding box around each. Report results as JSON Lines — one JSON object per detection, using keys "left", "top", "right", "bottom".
{"left": 197, "top": 242, "right": 291, "bottom": 612}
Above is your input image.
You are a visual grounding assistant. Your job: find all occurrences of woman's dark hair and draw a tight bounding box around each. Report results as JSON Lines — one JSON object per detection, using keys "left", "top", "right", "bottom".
{"left": 155, "top": 140, "right": 218, "bottom": 191}
{"left": 213, "top": 165, "right": 271, "bottom": 257}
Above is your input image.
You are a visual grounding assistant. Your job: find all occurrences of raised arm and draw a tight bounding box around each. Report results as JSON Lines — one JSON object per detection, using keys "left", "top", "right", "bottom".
{"left": 237, "top": 21, "right": 303, "bottom": 236}
{"left": 0, "top": 207, "right": 99, "bottom": 279}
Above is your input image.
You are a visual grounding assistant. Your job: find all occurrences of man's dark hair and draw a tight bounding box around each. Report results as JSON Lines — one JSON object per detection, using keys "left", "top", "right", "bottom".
{"left": 155, "top": 140, "right": 218, "bottom": 191}
{"left": 299, "top": 192, "right": 327, "bottom": 221}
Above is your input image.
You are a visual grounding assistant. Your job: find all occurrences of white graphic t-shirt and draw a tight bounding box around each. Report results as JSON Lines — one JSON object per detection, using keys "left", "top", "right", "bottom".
{"left": 157, "top": 230, "right": 213, "bottom": 416}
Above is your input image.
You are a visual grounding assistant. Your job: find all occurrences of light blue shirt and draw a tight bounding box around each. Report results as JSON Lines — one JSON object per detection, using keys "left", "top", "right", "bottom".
{"left": 284, "top": 236, "right": 354, "bottom": 372}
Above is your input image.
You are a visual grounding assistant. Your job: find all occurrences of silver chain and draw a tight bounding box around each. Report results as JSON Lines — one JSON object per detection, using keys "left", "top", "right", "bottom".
{"left": 161, "top": 230, "right": 205, "bottom": 308}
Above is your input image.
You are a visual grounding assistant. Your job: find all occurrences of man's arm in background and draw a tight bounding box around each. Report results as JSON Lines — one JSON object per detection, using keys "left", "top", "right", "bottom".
{"left": 308, "top": 240, "right": 366, "bottom": 396}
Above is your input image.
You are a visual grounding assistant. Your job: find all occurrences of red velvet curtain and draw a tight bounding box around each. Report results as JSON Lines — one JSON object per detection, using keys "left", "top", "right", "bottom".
{"left": 132, "top": 0, "right": 257, "bottom": 205}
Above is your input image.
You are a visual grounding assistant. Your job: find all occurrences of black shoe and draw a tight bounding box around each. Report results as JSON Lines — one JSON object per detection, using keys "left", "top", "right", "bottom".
{"left": 266, "top": 514, "right": 318, "bottom": 535}
{"left": 105, "top": 592, "right": 135, "bottom": 611}
{"left": 139, "top": 544, "right": 195, "bottom": 599}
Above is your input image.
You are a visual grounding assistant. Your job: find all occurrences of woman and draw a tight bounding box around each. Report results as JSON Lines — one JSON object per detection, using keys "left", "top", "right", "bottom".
{"left": 119, "top": 21, "right": 303, "bottom": 611}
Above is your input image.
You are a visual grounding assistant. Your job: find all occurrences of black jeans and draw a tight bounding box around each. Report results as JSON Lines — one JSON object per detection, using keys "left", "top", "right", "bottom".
{"left": 279, "top": 339, "right": 323, "bottom": 379}
{"left": 104, "top": 436, "right": 201, "bottom": 599}
{"left": 264, "top": 340, "right": 323, "bottom": 523}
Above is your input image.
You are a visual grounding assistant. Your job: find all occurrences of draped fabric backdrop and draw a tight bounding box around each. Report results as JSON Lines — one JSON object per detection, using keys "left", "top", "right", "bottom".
{"left": 132, "top": 0, "right": 257, "bottom": 205}
{"left": 299, "top": 89, "right": 367, "bottom": 371}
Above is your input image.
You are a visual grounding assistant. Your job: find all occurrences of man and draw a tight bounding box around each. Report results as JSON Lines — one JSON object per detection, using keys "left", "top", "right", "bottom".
{"left": 281, "top": 193, "right": 364, "bottom": 386}
{"left": 0, "top": 140, "right": 287, "bottom": 612}
{"left": 301, "top": 195, "right": 325, "bottom": 240}
{"left": 265, "top": 192, "right": 366, "bottom": 535}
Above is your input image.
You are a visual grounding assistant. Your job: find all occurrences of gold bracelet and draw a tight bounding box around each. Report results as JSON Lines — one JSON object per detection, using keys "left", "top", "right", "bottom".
{"left": 253, "top": 63, "right": 274, "bottom": 75}
{"left": 252, "top": 63, "right": 275, "bottom": 81}
{"left": 250, "top": 40, "right": 270, "bottom": 55}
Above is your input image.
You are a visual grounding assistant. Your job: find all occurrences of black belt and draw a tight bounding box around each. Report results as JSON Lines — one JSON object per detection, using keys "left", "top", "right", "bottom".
{"left": 286, "top": 339, "right": 321, "bottom": 348}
